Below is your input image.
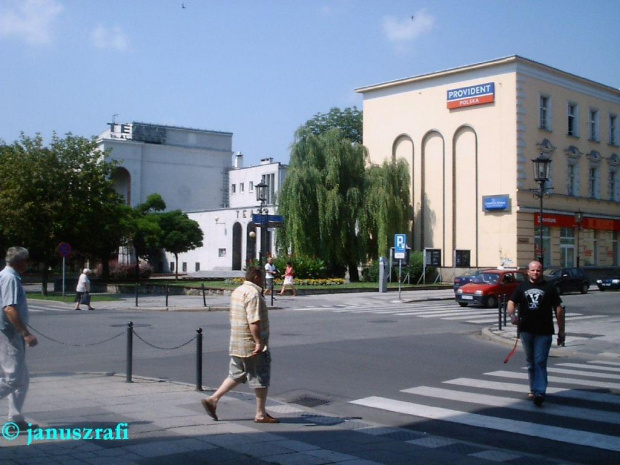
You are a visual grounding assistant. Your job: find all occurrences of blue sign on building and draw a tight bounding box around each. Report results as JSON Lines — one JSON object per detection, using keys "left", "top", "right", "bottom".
{"left": 483, "top": 195, "right": 510, "bottom": 211}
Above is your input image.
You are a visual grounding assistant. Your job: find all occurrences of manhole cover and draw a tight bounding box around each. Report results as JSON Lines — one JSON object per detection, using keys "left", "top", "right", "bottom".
{"left": 290, "top": 395, "right": 331, "bottom": 408}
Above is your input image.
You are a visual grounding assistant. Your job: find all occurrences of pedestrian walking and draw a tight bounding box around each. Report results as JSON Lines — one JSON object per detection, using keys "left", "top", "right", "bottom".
{"left": 279, "top": 261, "right": 297, "bottom": 296}
{"left": 264, "top": 257, "right": 278, "bottom": 296}
{"left": 0, "top": 247, "right": 38, "bottom": 430}
{"left": 74, "top": 268, "right": 94, "bottom": 310}
{"left": 507, "top": 261, "right": 565, "bottom": 407}
{"left": 201, "top": 266, "right": 278, "bottom": 423}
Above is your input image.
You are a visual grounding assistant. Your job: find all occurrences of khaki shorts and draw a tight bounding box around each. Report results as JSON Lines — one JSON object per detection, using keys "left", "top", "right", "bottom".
{"left": 228, "top": 350, "right": 271, "bottom": 388}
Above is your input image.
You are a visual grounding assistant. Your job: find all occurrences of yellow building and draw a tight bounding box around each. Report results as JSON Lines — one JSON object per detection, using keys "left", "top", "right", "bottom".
{"left": 357, "top": 55, "right": 620, "bottom": 270}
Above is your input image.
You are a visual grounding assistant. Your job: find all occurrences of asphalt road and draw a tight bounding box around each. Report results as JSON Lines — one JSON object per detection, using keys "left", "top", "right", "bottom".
{"left": 24, "top": 290, "right": 620, "bottom": 464}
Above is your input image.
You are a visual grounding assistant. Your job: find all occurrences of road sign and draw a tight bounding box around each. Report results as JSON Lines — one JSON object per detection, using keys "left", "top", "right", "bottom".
{"left": 57, "top": 242, "right": 72, "bottom": 258}
{"left": 252, "top": 214, "right": 284, "bottom": 228}
{"left": 394, "top": 234, "right": 407, "bottom": 259}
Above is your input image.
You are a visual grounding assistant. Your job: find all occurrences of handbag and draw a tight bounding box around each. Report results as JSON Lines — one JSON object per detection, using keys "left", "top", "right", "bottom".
{"left": 80, "top": 293, "right": 91, "bottom": 305}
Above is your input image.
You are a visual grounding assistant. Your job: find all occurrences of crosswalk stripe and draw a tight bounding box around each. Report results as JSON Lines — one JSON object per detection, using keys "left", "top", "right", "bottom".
{"left": 589, "top": 360, "right": 620, "bottom": 367}
{"left": 401, "top": 386, "right": 620, "bottom": 425}
{"left": 564, "top": 315, "right": 608, "bottom": 321}
{"left": 544, "top": 367, "right": 620, "bottom": 380}
{"left": 486, "top": 370, "right": 620, "bottom": 391}
{"left": 350, "top": 396, "right": 620, "bottom": 452}
{"left": 557, "top": 363, "right": 620, "bottom": 373}
{"left": 445, "top": 377, "right": 620, "bottom": 405}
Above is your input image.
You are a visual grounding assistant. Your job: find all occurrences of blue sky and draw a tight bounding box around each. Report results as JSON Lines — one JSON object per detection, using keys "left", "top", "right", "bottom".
{"left": 1, "top": 0, "right": 619, "bottom": 167}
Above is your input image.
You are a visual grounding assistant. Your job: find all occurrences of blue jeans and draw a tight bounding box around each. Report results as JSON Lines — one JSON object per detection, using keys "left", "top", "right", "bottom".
{"left": 520, "top": 332, "right": 552, "bottom": 397}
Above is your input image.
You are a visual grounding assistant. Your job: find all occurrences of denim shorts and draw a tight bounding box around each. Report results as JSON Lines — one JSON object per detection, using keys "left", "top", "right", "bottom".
{"left": 228, "top": 350, "right": 271, "bottom": 388}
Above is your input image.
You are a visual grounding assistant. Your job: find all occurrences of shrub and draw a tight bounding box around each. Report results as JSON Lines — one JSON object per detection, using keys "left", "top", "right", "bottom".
{"left": 247, "top": 256, "right": 330, "bottom": 279}
{"left": 95, "top": 260, "right": 153, "bottom": 281}
{"left": 362, "top": 252, "right": 427, "bottom": 283}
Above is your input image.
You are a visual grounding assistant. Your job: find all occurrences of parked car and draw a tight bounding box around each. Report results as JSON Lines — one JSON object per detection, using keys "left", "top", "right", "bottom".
{"left": 453, "top": 270, "right": 484, "bottom": 293}
{"left": 544, "top": 267, "right": 590, "bottom": 295}
{"left": 455, "top": 269, "right": 526, "bottom": 308}
{"left": 596, "top": 275, "right": 620, "bottom": 291}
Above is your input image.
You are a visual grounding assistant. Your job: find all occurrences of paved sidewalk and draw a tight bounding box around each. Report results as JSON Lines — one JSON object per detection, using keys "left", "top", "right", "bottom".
{"left": 0, "top": 373, "right": 581, "bottom": 465}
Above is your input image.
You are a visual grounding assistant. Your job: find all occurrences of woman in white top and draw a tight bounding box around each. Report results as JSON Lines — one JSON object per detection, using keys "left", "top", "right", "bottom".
{"left": 74, "top": 269, "right": 94, "bottom": 310}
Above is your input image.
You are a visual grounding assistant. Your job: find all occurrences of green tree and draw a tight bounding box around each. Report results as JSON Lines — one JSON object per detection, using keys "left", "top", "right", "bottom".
{"left": 0, "top": 133, "right": 127, "bottom": 292}
{"left": 279, "top": 127, "right": 367, "bottom": 280}
{"left": 361, "top": 158, "right": 412, "bottom": 259}
{"left": 127, "top": 194, "right": 166, "bottom": 281}
{"left": 159, "top": 210, "right": 203, "bottom": 279}
{"left": 302, "top": 107, "right": 362, "bottom": 144}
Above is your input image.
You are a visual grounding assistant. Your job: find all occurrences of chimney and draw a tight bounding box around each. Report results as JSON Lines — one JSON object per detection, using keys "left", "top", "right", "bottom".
{"left": 260, "top": 157, "right": 273, "bottom": 165}
{"left": 234, "top": 151, "right": 244, "bottom": 169}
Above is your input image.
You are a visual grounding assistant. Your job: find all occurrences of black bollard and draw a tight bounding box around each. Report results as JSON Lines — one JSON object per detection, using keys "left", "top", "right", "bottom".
{"left": 126, "top": 321, "right": 134, "bottom": 383}
{"left": 135, "top": 283, "right": 139, "bottom": 307}
{"left": 196, "top": 328, "right": 203, "bottom": 391}
{"left": 498, "top": 296, "right": 503, "bottom": 331}
{"left": 165, "top": 284, "right": 169, "bottom": 307}
{"left": 202, "top": 283, "right": 207, "bottom": 307}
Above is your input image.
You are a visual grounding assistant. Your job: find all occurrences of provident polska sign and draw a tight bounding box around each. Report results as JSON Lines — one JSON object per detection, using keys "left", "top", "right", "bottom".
{"left": 447, "top": 82, "right": 495, "bottom": 109}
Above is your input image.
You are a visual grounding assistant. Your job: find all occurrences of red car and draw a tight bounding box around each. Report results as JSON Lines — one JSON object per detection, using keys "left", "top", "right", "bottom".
{"left": 455, "top": 269, "right": 526, "bottom": 308}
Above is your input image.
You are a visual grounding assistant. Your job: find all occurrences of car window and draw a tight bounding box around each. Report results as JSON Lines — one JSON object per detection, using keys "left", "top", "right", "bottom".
{"left": 515, "top": 273, "right": 525, "bottom": 282}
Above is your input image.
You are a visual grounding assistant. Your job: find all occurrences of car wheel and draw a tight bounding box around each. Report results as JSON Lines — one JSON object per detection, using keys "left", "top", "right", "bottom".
{"left": 581, "top": 283, "right": 589, "bottom": 294}
{"left": 486, "top": 296, "right": 496, "bottom": 308}
{"left": 555, "top": 285, "right": 562, "bottom": 296}
{"left": 458, "top": 302, "right": 468, "bottom": 307}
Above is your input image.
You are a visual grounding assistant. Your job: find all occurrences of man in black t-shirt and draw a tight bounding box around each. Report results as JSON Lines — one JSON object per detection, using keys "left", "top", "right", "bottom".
{"left": 507, "top": 261, "right": 565, "bottom": 407}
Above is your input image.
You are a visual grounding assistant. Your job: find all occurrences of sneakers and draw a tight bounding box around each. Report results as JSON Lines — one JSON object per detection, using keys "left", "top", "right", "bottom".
{"left": 533, "top": 395, "right": 545, "bottom": 407}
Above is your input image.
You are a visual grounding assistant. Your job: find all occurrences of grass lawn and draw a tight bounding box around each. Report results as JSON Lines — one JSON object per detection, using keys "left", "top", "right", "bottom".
{"left": 27, "top": 293, "right": 122, "bottom": 303}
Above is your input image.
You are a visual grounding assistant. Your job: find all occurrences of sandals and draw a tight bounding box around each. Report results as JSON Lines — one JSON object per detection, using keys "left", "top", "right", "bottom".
{"left": 201, "top": 399, "right": 218, "bottom": 421}
{"left": 254, "top": 413, "right": 279, "bottom": 424}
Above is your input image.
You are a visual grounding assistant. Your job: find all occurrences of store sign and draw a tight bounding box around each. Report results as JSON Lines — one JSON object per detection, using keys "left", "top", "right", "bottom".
{"left": 447, "top": 82, "right": 495, "bottom": 109}
{"left": 534, "top": 213, "right": 620, "bottom": 231}
{"left": 483, "top": 195, "right": 510, "bottom": 211}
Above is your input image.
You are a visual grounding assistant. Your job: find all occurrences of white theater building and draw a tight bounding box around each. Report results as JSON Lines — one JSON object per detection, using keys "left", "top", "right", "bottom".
{"left": 97, "top": 123, "right": 287, "bottom": 272}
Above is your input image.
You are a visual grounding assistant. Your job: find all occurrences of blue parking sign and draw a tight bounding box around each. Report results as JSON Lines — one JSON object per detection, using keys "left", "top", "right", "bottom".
{"left": 394, "top": 234, "right": 406, "bottom": 259}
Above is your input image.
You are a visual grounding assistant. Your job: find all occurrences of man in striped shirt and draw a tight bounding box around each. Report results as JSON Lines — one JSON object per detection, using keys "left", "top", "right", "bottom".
{"left": 201, "top": 266, "right": 278, "bottom": 423}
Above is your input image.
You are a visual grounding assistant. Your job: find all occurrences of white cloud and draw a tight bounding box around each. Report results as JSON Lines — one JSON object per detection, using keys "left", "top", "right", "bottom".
{"left": 0, "top": 0, "right": 63, "bottom": 45}
{"left": 382, "top": 9, "right": 435, "bottom": 46}
{"left": 91, "top": 25, "right": 129, "bottom": 52}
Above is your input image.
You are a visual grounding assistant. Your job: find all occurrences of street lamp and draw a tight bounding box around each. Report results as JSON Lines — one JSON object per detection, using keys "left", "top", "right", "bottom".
{"left": 574, "top": 211, "right": 583, "bottom": 267}
{"left": 255, "top": 181, "right": 268, "bottom": 266}
{"left": 532, "top": 155, "right": 552, "bottom": 266}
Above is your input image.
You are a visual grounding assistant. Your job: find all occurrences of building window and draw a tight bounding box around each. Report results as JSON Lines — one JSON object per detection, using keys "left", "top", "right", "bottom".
{"left": 249, "top": 181, "right": 254, "bottom": 192}
{"left": 589, "top": 109, "right": 599, "bottom": 141}
{"left": 610, "top": 114, "right": 618, "bottom": 146}
{"left": 170, "top": 262, "right": 175, "bottom": 272}
{"left": 539, "top": 95, "right": 551, "bottom": 130}
{"left": 240, "top": 182, "right": 244, "bottom": 193}
{"left": 182, "top": 262, "right": 187, "bottom": 272}
{"left": 195, "top": 262, "right": 200, "bottom": 272}
{"left": 567, "top": 103, "right": 578, "bottom": 137}
{"left": 587, "top": 151, "right": 601, "bottom": 199}
{"left": 567, "top": 163, "right": 578, "bottom": 196}
{"left": 218, "top": 248, "right": 226, "bottom": 257}
{"left": 610, "top": 170, "right": 619, "bottom": 201}
{"left": 231, "top": 184, "right": 236, "bottom": 194}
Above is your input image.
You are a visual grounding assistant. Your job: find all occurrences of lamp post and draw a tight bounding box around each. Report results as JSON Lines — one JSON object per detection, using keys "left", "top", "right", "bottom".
{"left": 575, "top": 211, "right": 583, "bottom": 267}
{"left": 532, "top": 155, "right": 552, "bottom": 266}
{"left": 255, "top": 181, "right": 268, "bottom": 266}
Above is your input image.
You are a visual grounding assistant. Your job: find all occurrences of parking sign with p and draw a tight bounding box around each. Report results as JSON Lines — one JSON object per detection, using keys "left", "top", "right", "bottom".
{"left": 394, "top": 234, "right": 406, "bottom": 259}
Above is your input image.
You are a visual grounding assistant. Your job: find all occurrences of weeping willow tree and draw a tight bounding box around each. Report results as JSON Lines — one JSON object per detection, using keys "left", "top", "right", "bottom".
{"left": 360, "top": 158, "right": 413, "bottom": 259}
{"left": 278, "top": 128, "right": 366, "bottom": 280}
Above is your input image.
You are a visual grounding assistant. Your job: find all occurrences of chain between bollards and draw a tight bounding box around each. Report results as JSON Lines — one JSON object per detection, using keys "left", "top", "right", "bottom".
{"left": 196, "top": 328, "right": 203, "bottom": 391}
{"left": 126, "top": 321, "right": 133, "bottom": 383}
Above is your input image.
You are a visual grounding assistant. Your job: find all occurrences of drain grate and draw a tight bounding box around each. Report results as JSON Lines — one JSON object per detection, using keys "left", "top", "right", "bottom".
{"left": 290, "top": 395, "right": 331, "bottom": 408}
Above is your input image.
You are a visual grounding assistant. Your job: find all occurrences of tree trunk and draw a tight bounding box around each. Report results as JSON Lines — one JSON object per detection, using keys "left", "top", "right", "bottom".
{"left": 348, "top": 262, "right": 360, "bottom": 282}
